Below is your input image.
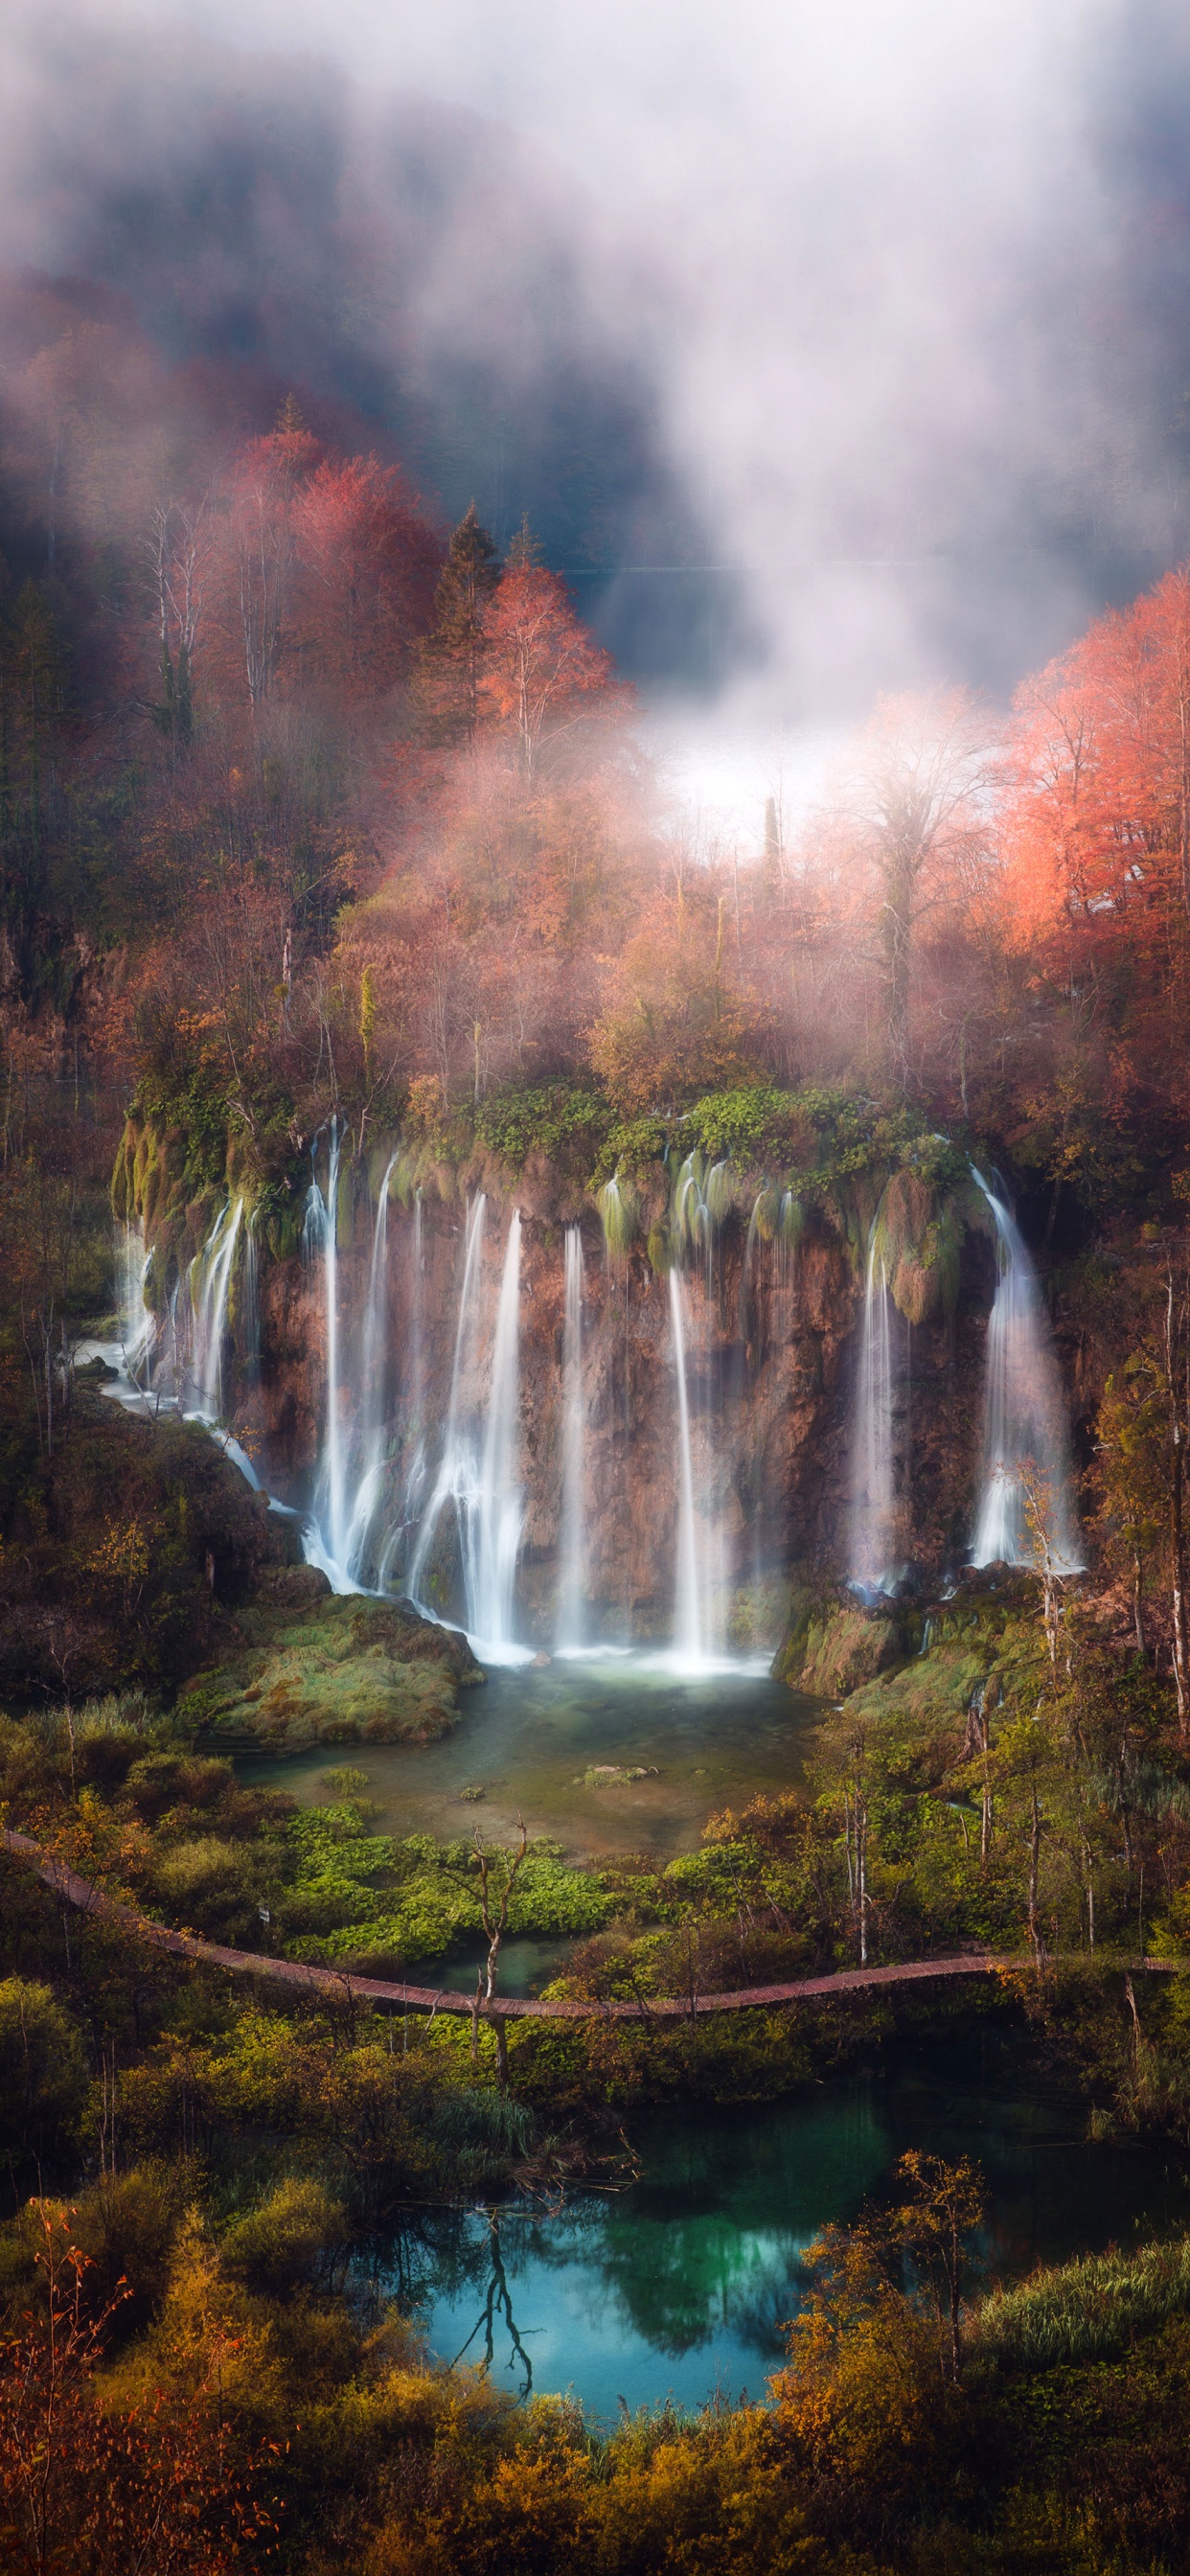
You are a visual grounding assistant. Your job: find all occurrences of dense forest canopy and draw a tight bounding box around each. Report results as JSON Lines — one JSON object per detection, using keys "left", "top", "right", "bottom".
{"left": 2, "top": 269, "right": 1189, "bottom": 1228}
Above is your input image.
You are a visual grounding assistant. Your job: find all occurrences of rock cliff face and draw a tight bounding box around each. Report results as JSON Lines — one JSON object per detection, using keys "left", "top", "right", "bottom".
{"left": 226, "top": 1185, "right": 1009, "bottom": 1647}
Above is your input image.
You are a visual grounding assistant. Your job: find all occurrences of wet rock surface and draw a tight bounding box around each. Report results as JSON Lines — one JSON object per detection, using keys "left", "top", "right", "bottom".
{"left": 228, "top": 1192, "right": 1002, "bottom": 1643}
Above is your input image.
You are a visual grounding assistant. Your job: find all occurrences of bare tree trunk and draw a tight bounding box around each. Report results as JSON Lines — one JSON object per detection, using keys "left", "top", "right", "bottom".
{"left": 475, "top": 1817, "right": 527, "bottom": 2096}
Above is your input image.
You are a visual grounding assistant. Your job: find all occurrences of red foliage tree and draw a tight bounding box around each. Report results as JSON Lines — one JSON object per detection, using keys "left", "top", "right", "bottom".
{"left": 479, "top": 563, "right": 617, "bottom": 784}
{"left": 1003, "top": 569, "right": 1190, "bottom": 973}
{"left": 291, "top": 455, "right": 438, "bottom": 702}
{"left": 0, "top": 2202, "right": 277, "bottom": 2575}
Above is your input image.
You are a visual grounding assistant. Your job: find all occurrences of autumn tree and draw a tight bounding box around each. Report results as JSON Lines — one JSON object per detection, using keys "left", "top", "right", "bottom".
{"left": 771, "top": 2210, "right": 955, "bottom": 2527}
{"left": 220, "top": 406, "right": 321, "bottom": 711}
{"left": 0, "top": 1150, "right": 81, "bottom": 1455}
{"left": 1089, "top": 1273, "right": 1190, "bottom": 1739}
{"left": 589, "top": 882, "right": 763, "bottom": 1113}
{"left": 292, "top": 453, "right": 437, "bottom": 701}
{"left": 888, "top": 2150, "right": 986, "bottom": 2380}
{"left": 832, "top": 692, "right": 991, "bottom": 1092}
{"left": 148, "top": 496, "right": 209, "bottom": 748}
{"left": 0, "top": 2201, "right": 275, "bottom": 2576}
{"left": 480, "top": 549, "right": 616, "bottom": 785}
{"left": 1002, "top": 569, "right": 1190, "bottom": 981}
{"left": 1097, "top": 1363, "right": 1170, "bottom": 1657}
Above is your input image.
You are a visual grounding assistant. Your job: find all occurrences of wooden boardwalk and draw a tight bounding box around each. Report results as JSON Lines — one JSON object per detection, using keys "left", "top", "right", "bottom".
{"left": 3, "top": 1826, "right": 1178, "bottom": 2021}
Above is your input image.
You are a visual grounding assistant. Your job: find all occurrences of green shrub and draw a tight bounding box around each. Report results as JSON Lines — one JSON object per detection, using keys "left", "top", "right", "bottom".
{"left": 0, "top": 1980, "right": 88, "bottom": 2162}
{"left": 475, "top": 1083, "right": 611, "bottom": 1173}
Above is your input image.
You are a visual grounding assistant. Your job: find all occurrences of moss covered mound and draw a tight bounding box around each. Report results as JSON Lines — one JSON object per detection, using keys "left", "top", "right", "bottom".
{"left": 0, "top": 1391, "right": 296, "bottom": 1702}
{"left": 178, "top": 1586, "right": 483, "bottom": 1751}
{"left": 774, "top": 1597, "right": 904, "bottom": 1697}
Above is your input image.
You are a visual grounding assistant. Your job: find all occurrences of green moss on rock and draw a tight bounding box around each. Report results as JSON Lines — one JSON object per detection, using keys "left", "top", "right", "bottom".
{"left": 774, "top": 1598, "right": 904, "bottom": 1697}
{"left": 179, "top": 1587, "right": 483, "bottom": 1751}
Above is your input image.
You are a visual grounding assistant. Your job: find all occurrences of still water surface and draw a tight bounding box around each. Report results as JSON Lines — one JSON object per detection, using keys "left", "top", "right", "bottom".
{"left": 242, "top": 1663, "right": 1190, "bottom": 2421}
{"left": 242, "top": 1651, "right": 818, "bottom": 1859}
{"left": 402, "top": 2036, "right": 1190, "bottom": 2423}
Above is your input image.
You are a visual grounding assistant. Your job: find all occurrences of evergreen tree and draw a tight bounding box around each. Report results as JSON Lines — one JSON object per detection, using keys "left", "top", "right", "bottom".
{"left": 505, "top": 513, "right": 541, "bottom": 570}
{"left": 413, "top": 502, "right": 501, "bottom": 745}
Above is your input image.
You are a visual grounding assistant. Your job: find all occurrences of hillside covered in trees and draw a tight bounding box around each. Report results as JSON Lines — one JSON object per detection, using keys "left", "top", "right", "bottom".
{"left": 12, "top": 273, "right": 1190, "bottom": 2574}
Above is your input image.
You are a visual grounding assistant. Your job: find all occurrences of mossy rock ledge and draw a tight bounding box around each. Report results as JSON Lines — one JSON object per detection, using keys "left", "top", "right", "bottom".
{"left": 179, "top": 1574, "right": 483, "bottom": 1750}
{"left": 772, "top": 1596, "right": 904, "bottom": 1698}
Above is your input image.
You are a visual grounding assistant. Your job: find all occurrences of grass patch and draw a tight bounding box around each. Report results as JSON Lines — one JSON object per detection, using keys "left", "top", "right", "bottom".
{"left": 973, "top": 2237, "right": 1190, "bottom": 2370}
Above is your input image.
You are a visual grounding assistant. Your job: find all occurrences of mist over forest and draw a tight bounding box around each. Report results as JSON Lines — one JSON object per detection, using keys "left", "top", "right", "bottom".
{"left": 11, "top": 9, "right": 1190, "bottom": 2575}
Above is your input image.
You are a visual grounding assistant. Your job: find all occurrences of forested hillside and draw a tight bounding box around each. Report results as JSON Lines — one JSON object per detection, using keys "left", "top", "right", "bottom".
{"left": 12, "top": 275, "right": 1190, "bottom": 2576}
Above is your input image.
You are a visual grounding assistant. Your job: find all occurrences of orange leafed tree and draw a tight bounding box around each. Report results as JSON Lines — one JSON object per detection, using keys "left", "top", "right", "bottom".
{"left": 588, "top": 882, "right": 765, "bottom": 1112}
{"left": 480, "top": 562, "right": 617, "bottom": 784}
{"left": 0, "top": 2202, "right": 277, "bottom": 2576}
{"left": 1002, "top": 568, "right": 1190, "bottom": 969}
{"left": 291, "top": 454, "right": 438, "bottom": 701}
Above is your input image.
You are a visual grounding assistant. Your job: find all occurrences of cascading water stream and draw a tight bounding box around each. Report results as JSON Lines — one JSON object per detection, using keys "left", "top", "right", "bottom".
{"left": 116, "top": 1222, "right": 156, "bottom": 1381}
{"left": 971, "top": 1174, "right": 1082, "bottom": 1572}
{"left": 379, "top": 1192, "right": 428, "bottom": 1592}
{"left": 304, "top": 1126, "right": 346, "bottom": 1574}
{"left": 242, "top": 1215, "right": 261, "bottom": 1383}
{"left": 469, "top": 1211, "right": 524, "bottom": 1649}
{"left": 557, "top": 1225, "right": 586, "bottom": 1648}
{"left": 336, "top": 1154, "right": 397, "bottom": 1585}
{"left": 190, "top": 1199, "right": 243, "bottom": 1420}
{"left": 670, "top": 1266, "right": 703, "bottom": 1664}
{"left": 407, "top": 1195, "right": 488, "bottom": 1614}
{"left": 850, "top": 1231, "right": 896, "bottom": 1594}
{"left": 406, "top": 1192, "right": 427, "bottom": 1519}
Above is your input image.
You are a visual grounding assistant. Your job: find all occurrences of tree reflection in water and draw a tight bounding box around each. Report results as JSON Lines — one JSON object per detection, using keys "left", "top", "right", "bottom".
{"left": 449, "top": 2213, "right": 536, "bottom": 2397}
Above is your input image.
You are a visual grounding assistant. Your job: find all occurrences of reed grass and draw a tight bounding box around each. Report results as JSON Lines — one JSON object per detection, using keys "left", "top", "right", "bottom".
{"left": 973, "top": 2236, "right": 1190, "bottom": 2370}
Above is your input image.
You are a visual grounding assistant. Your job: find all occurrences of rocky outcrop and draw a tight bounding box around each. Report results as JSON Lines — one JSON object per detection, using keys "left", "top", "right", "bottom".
{"left": 178, "top": 1581, "right": 483, "bottom": 1750}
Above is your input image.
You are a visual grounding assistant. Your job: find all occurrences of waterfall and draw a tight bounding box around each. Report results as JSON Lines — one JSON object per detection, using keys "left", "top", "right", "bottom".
{"left": 850, "top": 1232, "right": 896, "bottom": 1593}
{"left": 557, "top": 1225, "right": 586, "bottom": 1647}
{"left": 337, "top": 1154, "right": 397, "bottom": 1585}
{"left": 742, "top": 1194, "right": 765, "bottom": 1355}
{"left": 405, "top": 1191, "right": 427, "bottom": 1526}
{"left": 971, "top": 1175, "right": 1082, "bottom": 1573}
{"left": 469, "top": 1210, "right": 524, "bottom": 1648}
{"left": 670, "top": 1266, "right": 703, "bottom": 1663}
{"left": 242, "top": 1214, "right": 261, "bottom": 1382}
{"left": 304, "top": 1126, "right": 345, "bottom": 1569}
{"left": 407, "top": 1195, "right": 489, "bottom": 1615}
{"left": 116, "top": 1222, "right": 156, "bottom": 1382}
{"left": 380, "top": 1193, "right": 428, "bottom": 1592}
{"left": 774, "top": 1190, "right": 800, "bottom": 1345}
{"left": 189, "top": 1199, "right": 243, "bottom": 1420}
{"left": 674, "top": 1153, "right": 708, "bottom": 1262}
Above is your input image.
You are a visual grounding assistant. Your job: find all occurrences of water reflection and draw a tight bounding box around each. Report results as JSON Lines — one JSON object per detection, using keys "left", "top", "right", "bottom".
{"left": 399, "top": 2036, "right": 1190, "bottom": 2424}
{"left": 448, "top": 2214, "right": 538, "bottom": 2397}
{"left": 240, "top": 1656, "right": 819, "bottom": 1862}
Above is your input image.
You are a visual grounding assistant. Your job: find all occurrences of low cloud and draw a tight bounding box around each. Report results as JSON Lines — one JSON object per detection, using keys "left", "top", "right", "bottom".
{"left": 4, "top": 0, "right": 1190, "bottom": 711}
